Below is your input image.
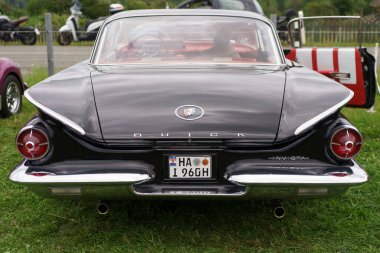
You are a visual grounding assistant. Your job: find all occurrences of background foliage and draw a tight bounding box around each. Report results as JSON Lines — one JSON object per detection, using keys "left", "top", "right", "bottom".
{"left": 0, "top": 0, "right": 377, "bottom": 30}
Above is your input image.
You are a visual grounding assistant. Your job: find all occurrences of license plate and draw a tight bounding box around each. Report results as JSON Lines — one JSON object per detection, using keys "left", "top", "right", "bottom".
{"left": 168, "top": 155, "right": 212, "bottom": 179}
{"left": 34, "top": 28, "right": 40, "bottom": 36}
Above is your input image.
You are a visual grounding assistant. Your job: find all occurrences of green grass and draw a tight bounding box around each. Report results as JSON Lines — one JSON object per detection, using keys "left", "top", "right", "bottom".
{"left": 0, "top": 69, "right": 379, "bottom": 252}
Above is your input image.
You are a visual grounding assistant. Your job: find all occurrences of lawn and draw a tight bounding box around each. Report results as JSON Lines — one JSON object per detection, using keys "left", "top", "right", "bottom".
{"left": 0, "top": 69, "right": 379, "bottom": 253}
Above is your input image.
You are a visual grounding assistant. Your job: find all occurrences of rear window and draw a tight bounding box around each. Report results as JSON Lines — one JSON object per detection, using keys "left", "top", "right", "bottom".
{"left": 93, "top": 15, "right": 282, "bottom": 66}
{"left": 219, "top": 0, "right": 245, "bottom": 10}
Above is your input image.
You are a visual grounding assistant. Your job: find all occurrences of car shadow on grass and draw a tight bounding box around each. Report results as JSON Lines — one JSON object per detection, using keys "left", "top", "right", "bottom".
{"left": 44, "top": 198, "right": 352, "bottom": 250}
{"left": 7, "top": 189, "right": 375, "bottom": 252}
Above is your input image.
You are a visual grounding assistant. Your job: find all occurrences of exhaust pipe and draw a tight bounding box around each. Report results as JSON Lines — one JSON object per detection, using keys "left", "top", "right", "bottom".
{"left": 97, "top": 201, "right": 109, "bottom": 215}
{"left": 272, "top": 200, "right": 285, "bottom": 219}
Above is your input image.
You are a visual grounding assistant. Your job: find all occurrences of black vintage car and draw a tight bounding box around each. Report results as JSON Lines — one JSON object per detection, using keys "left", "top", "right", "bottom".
{"left": 10, "top": 10, "right": 375, "bottom": 216}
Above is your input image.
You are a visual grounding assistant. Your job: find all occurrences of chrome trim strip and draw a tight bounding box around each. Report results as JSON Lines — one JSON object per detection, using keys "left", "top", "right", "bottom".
{"left": 9, "top": 163, "right": 151, "bottom": 184}
{"left": 24, "top": 90, "right": 85, "bottom": 135}
{"left": 289, "top": 16, "right": 360, "bottom": 23}
{"left": 294, "top": 90, "right": 354, "bottom": 135}
{"left": 133, "top": 191, "right": 245, "bottom": 197}
{"left": 227, "top": 160, "right": 368, "bottom": 185}
{"left": 90, "top": 63, "right": 287, "bottom": 68}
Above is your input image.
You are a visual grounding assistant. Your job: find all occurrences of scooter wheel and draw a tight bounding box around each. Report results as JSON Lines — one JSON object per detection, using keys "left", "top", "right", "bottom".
{"left": 20, "top": 32, "right": 37, "bottom": 45}
{"left": 58, "top": 32, "right": 72, "bottom": 46}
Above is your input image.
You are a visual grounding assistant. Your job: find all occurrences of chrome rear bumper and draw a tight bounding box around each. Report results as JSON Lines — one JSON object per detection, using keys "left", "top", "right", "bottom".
{"left": 9, "top": 160, "right": 368, "bottom": 200}
{"left": 10, "top": 163, "right": 151, "bottom": 184}
{"left": 226, "top": 160, "right": 368, "bottom": 186}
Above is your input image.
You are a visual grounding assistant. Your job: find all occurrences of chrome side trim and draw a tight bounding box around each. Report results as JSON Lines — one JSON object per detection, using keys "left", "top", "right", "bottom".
{"left": 227, "top": 160, "right": 368, "bottom": 185}
{"left": 294, "top": 90, "right": 354, "bottom": 135}
{"left": 9, "top": 163, "right": 151, "bottom": 184}
{"left": 24, "top": 90, "right": 85, "bottom": 135}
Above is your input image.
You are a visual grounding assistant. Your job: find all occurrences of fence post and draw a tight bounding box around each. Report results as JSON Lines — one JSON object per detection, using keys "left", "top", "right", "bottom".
{"left": 375, "top": 43, "right": 379, "bottom": 94}
{"left": 45, "top": 13, "right": 54, "bottom": 76}
{"left": 298, "top": 11, "right": 305, "bottom": 46}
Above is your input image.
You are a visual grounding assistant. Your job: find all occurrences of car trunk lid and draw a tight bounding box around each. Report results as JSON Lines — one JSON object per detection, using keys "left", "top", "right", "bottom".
{"left": 90, "top": 67, "right": 286, "bottom": 143}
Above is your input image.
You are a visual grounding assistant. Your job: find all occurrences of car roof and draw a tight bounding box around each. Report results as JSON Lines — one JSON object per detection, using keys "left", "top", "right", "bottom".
{"left": 106, "top": 9, "right": 270, "bottom": 25}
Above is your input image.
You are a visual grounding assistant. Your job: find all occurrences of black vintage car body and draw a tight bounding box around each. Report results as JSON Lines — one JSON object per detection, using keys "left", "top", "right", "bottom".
{"left": 10, "top": 10, "right": 374, "bottom": 202}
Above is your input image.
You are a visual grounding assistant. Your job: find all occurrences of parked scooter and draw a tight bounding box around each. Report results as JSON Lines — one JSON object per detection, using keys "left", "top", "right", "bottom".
{"left": 276, "top": 9, "right": 297, "bottom": 41}
{"left": 58, "top": 1, "right": 124, "bottom": 46}
{"left": 0, "top": 14, "right": 40, "bottom": 45}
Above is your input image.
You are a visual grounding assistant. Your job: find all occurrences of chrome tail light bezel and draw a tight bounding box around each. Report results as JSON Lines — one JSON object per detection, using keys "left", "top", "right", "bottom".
{"left": 16, "top": 125, "right": 51, "bottom": 161}
{"left": 329, "top": 125, "right": 363, "bottom": 161}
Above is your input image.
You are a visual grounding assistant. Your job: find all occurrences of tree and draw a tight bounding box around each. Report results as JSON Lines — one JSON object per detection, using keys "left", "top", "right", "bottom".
{"left": 26, "top": 0, "right": 46, "bottom": 16}
{"left": 26, "top": 0, "right": 109, "bottom": 18}
{"left": 149, "top": 0, "right": 170, "bottom": 9}
{"left": 119, "top": 0, "right": 148, "bottom": 10}
{"left": 304, "top": 1, "right": 339, "bottom": 16}
{"left": 5, "top": 0, "right": 25, "bottom": 8}
{"left": 81, "top": 0, "right": 109, "bottom": 18}
{"left": 259, "top": 0, "right": 279, "bottom": 15}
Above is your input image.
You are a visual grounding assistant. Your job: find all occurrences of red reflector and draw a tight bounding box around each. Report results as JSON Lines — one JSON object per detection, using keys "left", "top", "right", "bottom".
{"left": 30, "top": 172, "right": 53, "bottom": 177}
{"left": 326, "top": 172, "right": 349, "bottom": 177}
{"left": 16, "top": 126, "right": 50, "bottom": 160}
{"left": 330, "top": 127, "right": 362, "bottom": 160}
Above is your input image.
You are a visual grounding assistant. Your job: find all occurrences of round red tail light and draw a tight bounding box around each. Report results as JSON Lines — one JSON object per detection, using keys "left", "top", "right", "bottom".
{"left": 16, "top": 126, "right": 50, "bottom": 160}
{"left": 330, "top": 126, "right": 362, "bottom": 160}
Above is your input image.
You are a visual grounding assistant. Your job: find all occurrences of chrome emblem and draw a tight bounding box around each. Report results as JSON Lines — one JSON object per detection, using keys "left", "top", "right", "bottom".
{"left": 184, "top": 108, "right": 196, "bottom": 117}
{"left": 175, "top": 105, "right": 204, "bottom": 121}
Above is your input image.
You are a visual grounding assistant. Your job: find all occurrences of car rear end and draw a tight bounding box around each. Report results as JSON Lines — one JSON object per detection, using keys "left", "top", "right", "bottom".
{"left": 10, "top": 110, "right": 367, "bottom": 200}
{"left": 9, "top": 10, "right": 368, "bottom": 200}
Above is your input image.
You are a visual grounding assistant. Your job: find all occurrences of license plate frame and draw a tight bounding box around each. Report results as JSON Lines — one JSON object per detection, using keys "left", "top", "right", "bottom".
{"left": 164, "top": 154, "right": 216, "bottom": 181}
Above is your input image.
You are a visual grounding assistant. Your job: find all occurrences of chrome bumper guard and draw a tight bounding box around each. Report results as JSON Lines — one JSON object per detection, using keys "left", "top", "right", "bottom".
{"left": 9, "top": 160, "right": 368, "bottom": 199}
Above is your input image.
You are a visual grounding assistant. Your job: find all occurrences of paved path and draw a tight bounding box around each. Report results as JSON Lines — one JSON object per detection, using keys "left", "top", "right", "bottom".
{"left": 0, "top": 46, "right": 93, "bottom": 72}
